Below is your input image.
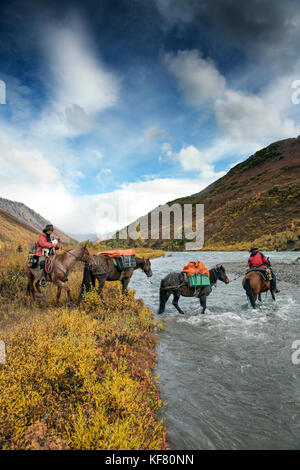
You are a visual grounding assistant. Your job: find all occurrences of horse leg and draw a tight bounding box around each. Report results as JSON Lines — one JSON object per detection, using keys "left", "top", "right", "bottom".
{"left": 56, "top": 286, "right": 62, "bottom": 302}
{"left": 258, "top": 293, "right": 262, "bottom": 302}
{"left": 55, "top": 281, "right": 71, "bottom": 304}
{"left": 244, "top": 277, "right": 256, "bottom": 308}
{"left": 172, "top": 290, "right": 185, "bottom": 315}
{"left": 158, "top": 286, "right": 171, "bottom": 314}
{"left": 199, "top": 294, "right": 207, "bottom": 314}
{"left": 270, "top": 289, "right": 276, "bottom": 301}
{"left": 96, "top": 275, "right": 106, "bottom": 297}
{"left": 26, "top": 270, "right": 36, "bottom": 298}
{"left": 121, "top": 277, "right": 130, "bottom": 295}
{"left": 35, "top": 280, "right": 42, "bottom": 296}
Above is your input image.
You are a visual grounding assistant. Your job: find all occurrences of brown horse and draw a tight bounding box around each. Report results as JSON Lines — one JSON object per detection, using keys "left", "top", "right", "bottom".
{"left": 25, "top": 245, "right": 91, "bottom": 302}
{"left": 79, "top": 253, "right": 152, "bottom": 300}
{"left": 242, "top": 271, "right": 275, "bottom": 308}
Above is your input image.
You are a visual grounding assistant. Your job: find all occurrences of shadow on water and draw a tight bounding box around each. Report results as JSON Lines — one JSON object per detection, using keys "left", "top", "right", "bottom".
{"left": 130, "top": 251, "right": 300, "bottom": 450}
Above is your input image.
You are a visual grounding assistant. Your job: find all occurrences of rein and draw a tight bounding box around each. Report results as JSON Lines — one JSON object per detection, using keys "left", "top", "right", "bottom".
{"left": 60, "top": 248, "right": 88, "bottom": 263}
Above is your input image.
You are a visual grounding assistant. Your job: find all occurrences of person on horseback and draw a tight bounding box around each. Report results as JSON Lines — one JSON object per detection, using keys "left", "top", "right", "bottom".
{"left": 248, "top": 247, "right": 279, "bottom": 293}
{"left": 35, "top": 224, "right": 59, "bottom": 286}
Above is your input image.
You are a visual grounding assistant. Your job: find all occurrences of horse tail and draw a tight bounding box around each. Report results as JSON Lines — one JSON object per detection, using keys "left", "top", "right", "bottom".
{"left": 158, "top": 279, "right": 167, "bottom": 314}
{"left": 245, "top": 277, "right": 256, "bottom": 308}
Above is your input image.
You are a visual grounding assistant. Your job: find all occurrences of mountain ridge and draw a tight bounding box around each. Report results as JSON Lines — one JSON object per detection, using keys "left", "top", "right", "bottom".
{"left": 0, "top": 197, "right": 76, "bottom": 244}
{"left": 99, "top": 137, "right": 300, "bottom": 251}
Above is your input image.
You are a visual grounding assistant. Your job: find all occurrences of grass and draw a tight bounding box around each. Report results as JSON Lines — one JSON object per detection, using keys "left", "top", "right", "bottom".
{"left": 0, "top": 249, "right": 167, "bottom": 450}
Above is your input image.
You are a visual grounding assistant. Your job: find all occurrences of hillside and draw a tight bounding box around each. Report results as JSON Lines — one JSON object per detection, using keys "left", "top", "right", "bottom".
{"left": 104, "top": 137, "right": 300, "bottom": 251}
{"left": 0, "top": 198, "right": 76, "bottom": 244}
{"left": 0, "top": 208, "right": 40, "bottom": 249}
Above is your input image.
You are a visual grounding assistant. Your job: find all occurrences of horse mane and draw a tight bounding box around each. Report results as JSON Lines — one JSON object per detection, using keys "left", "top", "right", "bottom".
{"left": 56, "top": 246, "right": 82, "bottom": 262}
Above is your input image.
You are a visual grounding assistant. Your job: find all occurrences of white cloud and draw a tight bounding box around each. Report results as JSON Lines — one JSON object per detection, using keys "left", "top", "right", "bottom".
{"left": 145, "top": 126, "right": 170, "bottom": 143}
{"left": 0, "top": 125, "right": 60, "bottom": 183}
{"left": 165, "top": 49, "right": 300, "bottom": 163}
{"left": 161, "top": 141, "right": 225, "bottom": 178}
{"left": 164, "top": 50, "right": 226, "bottom": 106}
{"left": 214, "top": 89, "right": 297, "bottom": 144}
{"left": 64, "top": 177, "right": 206, "bottom": 234}
{"left": 91, "top": 149, "right": 104, "bottom": 160}
{"left": 175, "top": 145, "right": 221, "bottom": 178}
{"left": 32, "top": 23, "right": 119, "bottom": 138}
{"left": 96, "top": 168, "right": 112, "bottom": 183}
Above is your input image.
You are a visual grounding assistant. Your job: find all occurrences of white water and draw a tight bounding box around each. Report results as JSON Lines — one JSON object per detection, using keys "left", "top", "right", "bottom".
{"left": 130, "top": 251, "right": 300, "bottom": 450}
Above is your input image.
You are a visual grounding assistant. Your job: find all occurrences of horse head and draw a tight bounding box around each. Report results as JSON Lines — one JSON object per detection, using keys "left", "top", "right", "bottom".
{"left": 216, "top": 264, "right": 230, "bottom": 284}
{"left": 79, "top": 244, "right": 92, "bottom": 264}
{"left": 142, "top": 258, "right": 152, "bottom": 278}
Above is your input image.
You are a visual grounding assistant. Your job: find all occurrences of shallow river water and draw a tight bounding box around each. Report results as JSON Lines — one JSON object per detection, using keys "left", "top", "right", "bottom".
{"left": 130, "top": 251, "right": 300, "bottom": 450}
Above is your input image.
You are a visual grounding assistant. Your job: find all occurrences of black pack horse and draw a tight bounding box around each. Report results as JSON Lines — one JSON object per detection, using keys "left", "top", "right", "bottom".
{"left": 158, "top": 265, "right": 230, "bottom": 315}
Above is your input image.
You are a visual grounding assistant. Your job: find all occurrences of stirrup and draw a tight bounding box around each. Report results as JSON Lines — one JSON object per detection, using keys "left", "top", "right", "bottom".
{"left": 40, "top": 278, "right": 47, "bottom": 287}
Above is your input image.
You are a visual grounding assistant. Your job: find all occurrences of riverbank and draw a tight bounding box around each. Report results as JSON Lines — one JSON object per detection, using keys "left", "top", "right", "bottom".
{"left": 223, "top": 259, "right": 300, "bottom": 285}
{"left": 0, "top": 259, "right": 167, "bottom": 450}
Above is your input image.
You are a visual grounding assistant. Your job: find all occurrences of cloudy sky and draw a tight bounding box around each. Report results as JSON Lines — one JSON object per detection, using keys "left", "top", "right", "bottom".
{"left": 1, "top": 0, "right": 300, "bottom": 236}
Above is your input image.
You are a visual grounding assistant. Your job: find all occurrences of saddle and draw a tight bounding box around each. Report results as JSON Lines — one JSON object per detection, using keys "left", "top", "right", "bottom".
{"left": 246, "top": 267, "right": 272, "bottom": 282}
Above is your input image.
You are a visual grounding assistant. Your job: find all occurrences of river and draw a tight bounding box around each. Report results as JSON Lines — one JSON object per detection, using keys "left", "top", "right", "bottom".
{"left": 130, "top": 251, "right": 300, "bottom": 450}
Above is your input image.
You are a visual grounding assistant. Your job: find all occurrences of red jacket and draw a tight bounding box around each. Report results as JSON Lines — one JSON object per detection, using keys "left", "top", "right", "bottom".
{"left": 35, "top": 234, "right": 56, "bottom": 256}
{"left": 248, "top": 251, "right": 268, "bottom": 269}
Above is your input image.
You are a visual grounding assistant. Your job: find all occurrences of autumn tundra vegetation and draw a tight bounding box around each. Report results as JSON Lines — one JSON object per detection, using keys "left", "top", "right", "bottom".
{"left": 0, "top": 243, "right": 167, "bottom": 450}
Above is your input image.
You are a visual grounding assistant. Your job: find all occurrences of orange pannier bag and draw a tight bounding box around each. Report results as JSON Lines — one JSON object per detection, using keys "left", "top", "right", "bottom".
{"left": 98, "top": 249, "right": 136, "bottom": 258}
{"left": 182, "top": 261, "right": 210, "bottom": 277}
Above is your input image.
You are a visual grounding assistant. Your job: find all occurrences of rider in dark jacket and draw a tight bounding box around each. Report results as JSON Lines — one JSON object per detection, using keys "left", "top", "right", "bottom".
{"left": 248, "top": 247, "right": 280, "bottom": 293}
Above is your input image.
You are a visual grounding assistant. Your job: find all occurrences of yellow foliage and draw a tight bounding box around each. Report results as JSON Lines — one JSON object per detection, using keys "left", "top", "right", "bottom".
{"left": 0, "top": 256, "right": 168, "bottom": 450}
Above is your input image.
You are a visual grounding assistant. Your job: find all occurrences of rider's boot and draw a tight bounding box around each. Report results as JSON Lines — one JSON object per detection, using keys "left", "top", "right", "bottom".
{"left": 271, "top": 275, "right": 280, "bottom": 293}
{"left": 38, "top": 268, "right": 47, "bottom": 287}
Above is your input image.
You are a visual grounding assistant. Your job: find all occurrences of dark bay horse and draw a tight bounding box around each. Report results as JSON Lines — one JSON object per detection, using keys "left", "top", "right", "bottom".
{"left": 25, "top": 245, "right": 91, "bottom": 302}
{"left": 158, "top": 265, "right": 230, "bottom": 315}
{"left": 79, "top": 253, "right": 152, "bottom": 299}
{"left": 242, "top": 271, "right": 275, "bottom": 308}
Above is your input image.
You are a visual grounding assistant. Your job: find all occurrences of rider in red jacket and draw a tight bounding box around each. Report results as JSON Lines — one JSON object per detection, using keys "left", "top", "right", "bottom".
{"left": 248, "top": 248, "right": 268, "bottom": 269}
{"left": 35, "top": 224, "right": 59, "bottom": 286}
{"left": 248, "top": 247, "right": 279, "bottom": 293}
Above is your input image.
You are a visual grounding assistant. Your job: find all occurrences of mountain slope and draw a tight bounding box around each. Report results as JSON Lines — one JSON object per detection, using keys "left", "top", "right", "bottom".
{"left": 0, "top": 208, "right": 40, "bottom": 249}
{"left": 0, "top": 198, "right": 76, "bottom": 244}
{"left": 106, "top": 137, "right": 300, "bottom": 251}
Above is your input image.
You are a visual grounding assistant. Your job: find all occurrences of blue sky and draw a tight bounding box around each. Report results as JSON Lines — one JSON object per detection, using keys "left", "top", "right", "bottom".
{"left": 0, "top": 0, "right": 300, "bottom": 236}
